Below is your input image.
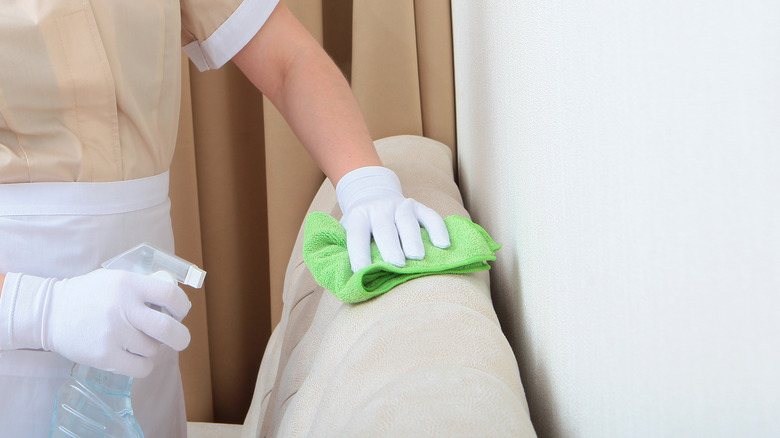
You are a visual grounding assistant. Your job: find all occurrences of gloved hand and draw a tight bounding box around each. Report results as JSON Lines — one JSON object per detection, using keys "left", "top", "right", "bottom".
{"left": 0, "top": 268, "right": 192, "bottom": 378}
{"left": 337, "top": 166, "right": 451, "bottom": 272}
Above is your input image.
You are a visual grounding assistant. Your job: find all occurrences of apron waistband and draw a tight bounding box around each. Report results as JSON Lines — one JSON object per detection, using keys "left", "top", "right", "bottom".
{"left": 0, "top": 172, "right": 169, "bottom": 216}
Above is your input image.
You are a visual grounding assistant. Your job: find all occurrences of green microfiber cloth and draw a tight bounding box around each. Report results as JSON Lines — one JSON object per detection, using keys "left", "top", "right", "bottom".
{"left": 302, "top": 211, "right": 501, "bottom": 303}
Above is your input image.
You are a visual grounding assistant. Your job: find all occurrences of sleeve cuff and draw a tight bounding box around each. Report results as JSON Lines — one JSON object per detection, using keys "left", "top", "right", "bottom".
{"left": 184, "top": 0, "right": 280, "bottom": 72}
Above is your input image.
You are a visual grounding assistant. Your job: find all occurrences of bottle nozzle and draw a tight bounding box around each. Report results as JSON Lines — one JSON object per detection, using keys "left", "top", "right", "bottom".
{"left": 102, "top": 243, "right": 206, "bottom": 288}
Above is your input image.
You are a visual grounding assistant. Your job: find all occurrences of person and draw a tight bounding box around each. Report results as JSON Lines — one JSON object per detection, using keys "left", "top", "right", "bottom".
{"left": 0, "top": 1, "right": 450, "bottom": 436}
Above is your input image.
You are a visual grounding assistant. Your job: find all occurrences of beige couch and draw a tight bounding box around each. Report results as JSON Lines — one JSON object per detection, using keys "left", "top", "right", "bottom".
{"left": 188, "top": 136, "right": 536, "bottom": 437}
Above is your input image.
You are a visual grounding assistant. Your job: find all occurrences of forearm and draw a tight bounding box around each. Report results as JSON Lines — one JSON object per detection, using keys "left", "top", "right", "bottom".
{"left": 271, "top": 45, "right": 381, "bottom": 183}
{"left": 232, "top": 3, "right": 381, "bottom": 185}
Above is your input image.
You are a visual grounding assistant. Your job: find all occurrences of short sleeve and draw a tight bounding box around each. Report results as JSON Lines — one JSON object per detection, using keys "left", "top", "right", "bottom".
{"left": 181, "top": 0, "right": 280, "bottom": 72}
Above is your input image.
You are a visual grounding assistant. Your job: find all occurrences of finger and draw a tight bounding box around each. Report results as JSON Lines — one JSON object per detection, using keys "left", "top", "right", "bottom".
{"left": 126, "top": 304, "right": 191, "bottom": 351}
{"left": 345, "top": 213, "right": 372, "bottom": 272}
{"left": 124, "top": 332, "right": 161, "bottom": 359}
{"left": 110, "top": 350, "right": 154, "bottom": 378}
{"left": 139, "top": 279, "right": 192, "bottom": 322}
{"left": 371, "top": 210, "right": 406, "bottom": 268}
{"left": 414, "top": 202, "right": 451, "bottom": 248}
{"left": 395, "top": 199, "right": 424, "bottom": 260}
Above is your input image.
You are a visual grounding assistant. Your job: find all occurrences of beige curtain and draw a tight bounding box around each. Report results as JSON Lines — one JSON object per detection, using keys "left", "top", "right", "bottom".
{"left": 170, "top": 0, "right": 455, "bottom": 424}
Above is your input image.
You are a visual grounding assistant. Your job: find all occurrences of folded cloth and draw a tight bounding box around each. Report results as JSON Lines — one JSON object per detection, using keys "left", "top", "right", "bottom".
{"left": 303, "top": 211, "right": 501, "bottom": 303}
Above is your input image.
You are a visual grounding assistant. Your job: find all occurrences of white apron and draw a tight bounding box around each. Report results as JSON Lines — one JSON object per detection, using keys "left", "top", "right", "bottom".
{"left": 0, "top": 172, "right": 186, "bottom": 438}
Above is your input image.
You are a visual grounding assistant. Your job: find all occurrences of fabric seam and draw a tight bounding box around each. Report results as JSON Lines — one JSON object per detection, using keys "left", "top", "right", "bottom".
{"left": 185, "top": 0, "right": 280, "bottom": 71}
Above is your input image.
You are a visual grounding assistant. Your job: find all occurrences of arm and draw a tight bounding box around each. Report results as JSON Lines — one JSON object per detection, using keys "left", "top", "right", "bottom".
{"left": 231, "top": 3, "right": 450, "bottom": 271}
{"left": 232, "top": 2, "right": 381, "bottom": 185}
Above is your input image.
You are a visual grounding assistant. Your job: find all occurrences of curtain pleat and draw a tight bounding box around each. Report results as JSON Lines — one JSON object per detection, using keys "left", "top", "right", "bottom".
{"left": 323, "top": 0, "right": 354, "bottom": 81}
{"left": 187, "top": 62, "right": 272, "bottom": 423}
{"left": 352, "top": 0, "right": 424, "bottom": 139}
{"left": 174, "top": 0, "right": 456, "bottom": 424}
{"left": 170, "top": 57, "right": 214, "bottom": 422}
{"left": 350, "top": 0, "right": 456, "bottom": 162}
{"left": 414, "top": 0, "right": 457, "bottom": 160}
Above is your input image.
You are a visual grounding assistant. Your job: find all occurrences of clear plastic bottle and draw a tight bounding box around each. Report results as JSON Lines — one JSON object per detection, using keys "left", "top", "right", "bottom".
{"left": 49, "top": 243, "right": 206, "bottom": 438}
{"left": 50, "top": 365, "right": 143, "bottom": 438}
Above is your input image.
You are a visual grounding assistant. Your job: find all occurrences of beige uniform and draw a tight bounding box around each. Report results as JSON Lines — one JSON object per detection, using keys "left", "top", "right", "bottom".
{"left": 0, "top": 0, "right": 278, "bottom": 183}
{"left": 0, "top": 0, "right": 279, "bottom": 436}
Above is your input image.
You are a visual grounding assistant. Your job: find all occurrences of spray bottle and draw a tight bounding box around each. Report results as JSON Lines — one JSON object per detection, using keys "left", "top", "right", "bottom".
{"left": 49, "top": 243, "right": 206, "bottom": 438}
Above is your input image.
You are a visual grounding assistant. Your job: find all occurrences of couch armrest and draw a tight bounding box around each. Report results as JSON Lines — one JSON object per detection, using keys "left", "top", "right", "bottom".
{"left": 242, "top": 135, "right": 535, "bottom": 437}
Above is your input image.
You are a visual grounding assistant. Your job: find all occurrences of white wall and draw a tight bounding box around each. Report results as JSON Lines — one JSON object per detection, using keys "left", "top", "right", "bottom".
{"left": 451, "top": 1, "right": 780, "bottom": 437}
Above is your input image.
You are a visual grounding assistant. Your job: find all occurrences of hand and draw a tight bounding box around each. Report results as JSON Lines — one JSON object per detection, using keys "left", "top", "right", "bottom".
{"left": 337, "top": 166, "right": 451, "bottom": 272}
{"left": 0, "top": 269, "right": 191, "bottom": 378}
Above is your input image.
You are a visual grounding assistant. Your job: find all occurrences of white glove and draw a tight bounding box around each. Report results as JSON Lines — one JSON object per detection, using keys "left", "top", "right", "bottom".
{"left": 337, "top": 166, "right": 451, "bottom": 272}
{"left": 0, "top": 268, "right": 192, "bottom": 378}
